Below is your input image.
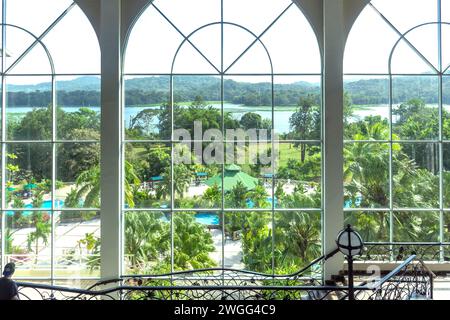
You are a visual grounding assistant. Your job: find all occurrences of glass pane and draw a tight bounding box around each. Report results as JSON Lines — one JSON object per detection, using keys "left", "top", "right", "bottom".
{"left": 124, "top": 76, "right": 170, "bottom": 141}
{"left": 444, "top": 144, "right": 450, "bottom": 208}
{"left": 124, "top": 211, "right": 171, "bottom": 274}
{"left": 125, "top": 143, "right": 171, "bottom": 209}
{"left": 174, "top": 211, "right": 220, "bottom": 271}
{"left": 174, "top": 151, "right": 222, "bottom": 210}
{"left": 403, "top": 24, "right": 439, "bottom": 70}
{"left": 344, "top": 211, "right": 390, "bottom": 242}
{"left": 224, "top": 75, "right": 272, "bottom": 131}
{"left": 6, "top": 76, "right": 52, "bottom": 141}
{"left": 156, "top": 0, "right": 220, "bottom": 35}
{"left": 6, "top": 0, "right": 73, "bottom": 36}
{"left": 370, "top": 0, "right": 438, "bottom": 34}
{"left": 7, "top": 41, "right": 52, "bottom": 75}
{"left": 344, "top": 5, "right": 400, "bottom": 74}
{"left": 344, "top": 76, "right": 390, "bottom": 140}
{"left": 6, "top": 143, "right": 52, "bottom": 209}
{"left": 393, "top": 211, "right": 439, "bottom": 242}
{"left": 223, "top": 24, "right": 255, "bottom": 74}
{"left": 275, "top": 76, "right": 321, "bottom": 140}
{"left": 274, "top": 211, "right": 321, "bottom": 274}
{"left": 344, "top": 143, "right": 389, "bottom": 209}
{"left": 224, "top": 0, "right": 291, "bottom": 36}
{"left": 444, "top": 211, "right": 450, "bottom": 242}
{"left": 54, "top": 279, "right": 99, "bottom": 289}
{"left": 5, "top": 210, "right": 52, "bottom": 278}
{"left": 55, "top": 211, "right": 100, "bottom": 278}
{"left": 124, "top": 5, "right": 184, "bottom": 74}
{"left": 56, "top": 76, "right": 100, "bottom": 140}
{"left": 393, "top": 143, "right": 439, "bottom": 208}
{"left": 444, "top": 76, "right": 450, "bottom": 139}
{"left": 275, "top": 143, "right": 321, "bottom": 209}
{"left": 225, "top": 40, "right": 271, "bottom": 74}
{"left": 444, "top": 22, "right": 450, "bottom": 73}
{"left": 224, "top": 142, "right": 272, "bottom": 209}
{"left": 57, "top": 143, "right": 100, "bottom": 209}
{"left": 3, "top": 25, "right": 44, "bottom": 74}
{"left": 188, "top": 24, "right": 221, "bottom": 73}
{"left": 391, "top": 39, "right": 438, "bottom": 74}
{"left": 392, "top": 76, "right": 439, "bottom": 140}
{"left": 173, "top": 76, "right": 222, "bottom": 135}
{"left": 259, "top": 5, "right": 321, "bottom": 74}
{"left": 43, "top": 6, "right": 100, "bottom": 74}
{"left": 172, "top": 41, "right": 219, "bottom": 74}
{"left": 224, "top": 211, "right": 271, "bottom": 272}
{"left": 444, "top": 0, "right": 450, "bottom": 22}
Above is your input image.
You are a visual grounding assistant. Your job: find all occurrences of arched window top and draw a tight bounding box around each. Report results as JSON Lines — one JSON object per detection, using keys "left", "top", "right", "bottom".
{"left": 344, "top": 0, "right": 450, "bottom": 75}
{"left": 3, "top": 0, "right": 100, "bottom": 74}
{"left": 125, "top": 0, "right": 321, "bottom": 74}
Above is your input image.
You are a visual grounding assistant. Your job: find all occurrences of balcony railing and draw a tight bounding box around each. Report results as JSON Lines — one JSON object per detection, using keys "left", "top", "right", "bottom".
{"left": 14, "top": 250, "right": 434, "bottom": 300}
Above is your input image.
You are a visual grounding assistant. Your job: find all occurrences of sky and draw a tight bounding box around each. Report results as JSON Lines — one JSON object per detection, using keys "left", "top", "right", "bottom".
{"left": 1, "top": 0, "right": 450, "bottom": 86}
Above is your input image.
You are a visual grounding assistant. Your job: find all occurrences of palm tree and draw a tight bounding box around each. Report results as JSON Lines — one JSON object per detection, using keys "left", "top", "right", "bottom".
{"left": 247, "top": 183, "right": 269, "bottom": 208}
{"left": 67, "top": 161, "right": 140, "bottom": 208}
{"left": 274, "top": 212, "right": 321, "bottom": 267}
{"left": 202, "top": 183, "right": 221, "bottom": 207}
{"left": 173, "top": 213, "right": 216, "bottom": 270}
{"left": 226, "top": 181, "right": 247, "bottom": 208}
{"left": 157, "top": 164, "right": 192, "bottom": 200}
{"left": 124, "top": 211, "right": 170, "bottom": 270}
{"left": 27, "top": 212, "right": 51, "bottom": 264}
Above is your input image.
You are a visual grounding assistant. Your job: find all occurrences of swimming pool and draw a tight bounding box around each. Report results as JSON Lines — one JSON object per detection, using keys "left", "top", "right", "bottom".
{"left": 159, "top": 213, "right": 220, "bottom": 225}
{"left": 195, "top": 213, "right": 220, "bottom": 225}
{"left": 6, "top": 199, "right": 64, "bottom": 216}
{"left": 246, "top": 197, "right": 277, "bottom": 209}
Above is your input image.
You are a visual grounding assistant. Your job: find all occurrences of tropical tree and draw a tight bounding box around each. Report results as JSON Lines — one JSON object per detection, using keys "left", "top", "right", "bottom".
{"left": 289, "top": 95, "right": 320, "bottom": 162}
{"left": 274, "top": 212, "right": 321, "bottom": 267}
{"left": 173, "top": 213, "right": 216, "bottom": 270}
{"left": 27, "top": 212, "right": 51, "bottom": 263}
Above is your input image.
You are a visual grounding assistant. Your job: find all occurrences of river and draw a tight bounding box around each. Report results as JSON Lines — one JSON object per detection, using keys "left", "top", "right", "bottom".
{"left": 6, "top": 103, "right": 450, "bottom": 134}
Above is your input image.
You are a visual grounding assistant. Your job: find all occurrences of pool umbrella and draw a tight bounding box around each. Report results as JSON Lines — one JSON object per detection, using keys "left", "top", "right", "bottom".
{"left": 205, "top": 164, "right": 258, "bottom": 192}
{"left": 24, "top": 183, "right": 37, "bottom": 190}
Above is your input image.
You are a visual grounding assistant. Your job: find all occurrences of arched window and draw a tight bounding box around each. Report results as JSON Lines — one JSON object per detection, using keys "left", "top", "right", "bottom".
{"left": 123, "top": 0, "right": 322, "bottom": 274}
{"left": 344, "top": 0, "right": 450, "bottom": 257}
{"left": 1, "top": 0, "right": 101, "bottom": 284}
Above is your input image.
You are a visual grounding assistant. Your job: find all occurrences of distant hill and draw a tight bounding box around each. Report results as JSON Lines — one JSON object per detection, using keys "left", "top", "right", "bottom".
{"left": 7, "top": 76, "right": 101, "bottom": 92}
{"left": 5, "top": 75, "right": 450, "bottom": 107}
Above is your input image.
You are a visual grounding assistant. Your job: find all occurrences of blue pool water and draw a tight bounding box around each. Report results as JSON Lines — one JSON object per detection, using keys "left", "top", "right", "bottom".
{"left": 344, "top": 196, "right": 362, "bottom": 208}
{"left": 195, "top": 213, "right": 220, "bottom": 225}
{"left": 6, "top": 199, "right": 64, "bottom": 216}
{"left": 160, "top": 213, "right": 220, "bottom": 225}
{"left": 246, "top": 197, "right": 277, "bottom": 209}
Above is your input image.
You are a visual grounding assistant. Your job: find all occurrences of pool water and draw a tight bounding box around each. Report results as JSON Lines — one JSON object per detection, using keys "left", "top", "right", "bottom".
{"left": 159, "top": 213, "right": 220, "bottom": 225}
{"left": 246, "top": 197, "right": 277, "bottom": 209}
{"left": 6, "top": 199, "right": 64, "bottom": 216}
{"left": 344, "top": 196, "right": 362, "bottom": 208}
{"left": 195, "top": 213, "right": 220, "bottom": 225}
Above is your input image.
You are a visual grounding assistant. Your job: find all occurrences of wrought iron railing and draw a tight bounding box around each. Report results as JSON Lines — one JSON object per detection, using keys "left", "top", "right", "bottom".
{"left": 358, "top": 242, "right": 449, "bottom": 262}
{"left": 14, "top": 251, "right": 434, "bottom": 300}
{"left": 353, "top": 255, "right": 434, "bottom": 300}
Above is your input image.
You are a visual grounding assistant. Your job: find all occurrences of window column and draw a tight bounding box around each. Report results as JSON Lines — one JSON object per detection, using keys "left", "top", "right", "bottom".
{"left": 100, "top": 0, "right": 122, "bottom": 280}
{"left": 323, "top": 0, "right": 345, "bottom": 279}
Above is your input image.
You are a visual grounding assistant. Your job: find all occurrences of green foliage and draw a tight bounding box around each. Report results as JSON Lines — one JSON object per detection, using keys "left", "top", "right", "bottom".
{"left": 240, "top": 112, "right": 262, "bottom": 130}
{"left": 124, "top": 212, "right": 216, "bottom": 273}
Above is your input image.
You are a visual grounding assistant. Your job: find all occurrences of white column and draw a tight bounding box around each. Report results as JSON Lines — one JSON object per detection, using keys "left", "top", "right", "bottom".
{"left": 323, "top": 0, "right": 345, "bottom": 280}
{"left": 100, "top": 0, "right": 122, "bottom": 281}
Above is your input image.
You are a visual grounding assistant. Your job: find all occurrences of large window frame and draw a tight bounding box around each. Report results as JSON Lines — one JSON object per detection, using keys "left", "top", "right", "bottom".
{"left": 0, "top": 0, "right": 101, "bottom": 283}
{"left": 344, "top": 0, "right": 450, "bottom": 260}
{"left": 122, "top": 0, "right": 323, "bottom": 275}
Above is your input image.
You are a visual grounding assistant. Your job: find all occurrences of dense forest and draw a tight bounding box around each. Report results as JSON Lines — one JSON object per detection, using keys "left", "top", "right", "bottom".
{"left": 7, "top": 76, "right": 450, "bottom": 108}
